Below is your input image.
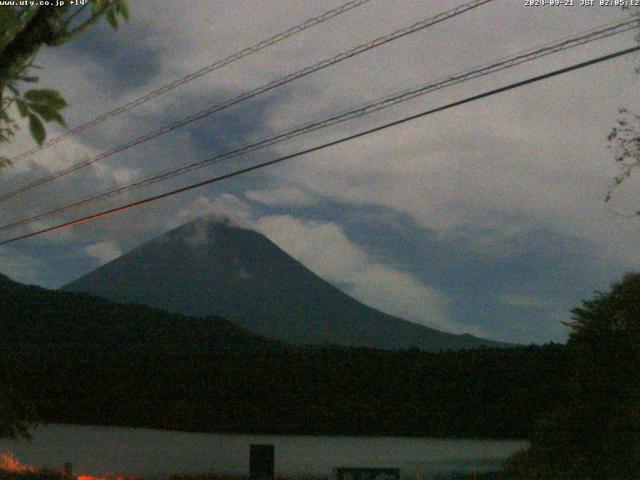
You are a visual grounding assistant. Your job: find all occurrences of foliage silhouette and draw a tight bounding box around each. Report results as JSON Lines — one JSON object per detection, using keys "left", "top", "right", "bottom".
{"left": 503, "top": 273, "right": 640, "bottom": 479}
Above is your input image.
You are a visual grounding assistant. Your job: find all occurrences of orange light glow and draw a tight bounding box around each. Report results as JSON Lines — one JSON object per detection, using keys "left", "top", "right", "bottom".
{"left": 1, "top": 450, "right": 139, "bottom": 480}
{"left": 71, "top": 474, "right": 136, "bottom": 480}
{"left": 0, "top": 450, "right": 42, "bottom": 474}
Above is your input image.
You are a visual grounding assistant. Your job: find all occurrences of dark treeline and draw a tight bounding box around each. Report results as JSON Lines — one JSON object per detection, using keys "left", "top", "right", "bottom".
{"left": 1, "top": 344, "right": 568, "bottom": 439}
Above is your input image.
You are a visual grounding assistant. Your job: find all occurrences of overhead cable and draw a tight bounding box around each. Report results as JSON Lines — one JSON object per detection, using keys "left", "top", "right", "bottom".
{"left": 1, "top": 17, "right": 637, "bottom": 233}
{"left": 2, "top": 44, "right": 638, "bottom": 246}
{"left": 0, "top": 0, "right": 492, "bottom": 203}
{"left": 6, "top": 0, "right": 373, "bottom": 164}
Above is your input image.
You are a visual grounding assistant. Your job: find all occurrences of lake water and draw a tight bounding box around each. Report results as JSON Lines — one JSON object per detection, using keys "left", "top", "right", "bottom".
{"left": 0, "top": 424, "right": 527, "bottom": 478}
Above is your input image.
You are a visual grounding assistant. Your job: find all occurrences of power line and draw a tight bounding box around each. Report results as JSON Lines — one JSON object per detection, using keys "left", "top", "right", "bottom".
{"left": 2, "top": 44, "right": 638, "bottom": 246}
{"left": 0, "top": 0, "right": 492, "bottom": 203}
{"left": 1, "top": 18, "right": 637, "bottom": 233}
{"left": 6, "top": 0, "right": 373, "bottom": 164}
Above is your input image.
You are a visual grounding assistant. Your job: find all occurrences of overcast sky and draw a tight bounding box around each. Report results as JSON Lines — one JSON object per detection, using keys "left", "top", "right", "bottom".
{"left": 1, "top": 0, "right": 639, "bottom": 344}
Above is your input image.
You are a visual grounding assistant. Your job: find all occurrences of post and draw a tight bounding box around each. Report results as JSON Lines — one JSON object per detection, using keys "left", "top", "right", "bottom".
{"left": 249, "top": 444, "right": 274, "bottom": 480}
{"left": 63, "top": 462, "right": 73, "bottom": 480}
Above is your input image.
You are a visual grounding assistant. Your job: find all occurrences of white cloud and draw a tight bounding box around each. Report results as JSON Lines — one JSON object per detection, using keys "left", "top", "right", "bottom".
{"left": 500, "top": 294, "right": 552, "bottom": 309}
{"left": 346, "top": 262, "right": 486, "bottom": 337}
{"left": 254, "top": 214, "right": 481, "bottom": 335}
{"left": 245, "top": 187, "right": 317, "bottom": 207}
{"left": 256, "top": 215, "right": 368, "bottom": 278}
{"left": 0, "top": 247, "right": 43, "bottom": 285}
{"left": 84, "top": 240, "right": 122, "bottom": 264}
{"left": 168, "top": 194, "right": 254, "bottom": 230}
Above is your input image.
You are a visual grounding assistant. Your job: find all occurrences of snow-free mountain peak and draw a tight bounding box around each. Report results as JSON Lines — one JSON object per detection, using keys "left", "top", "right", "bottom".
{"left": 64, "top": 218, "right": 505, "bottom": 351}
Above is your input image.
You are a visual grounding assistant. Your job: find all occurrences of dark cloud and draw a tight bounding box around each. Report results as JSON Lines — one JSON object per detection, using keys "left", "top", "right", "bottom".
{"left": 58, "top": 16, "right": 163, "bottom": 96}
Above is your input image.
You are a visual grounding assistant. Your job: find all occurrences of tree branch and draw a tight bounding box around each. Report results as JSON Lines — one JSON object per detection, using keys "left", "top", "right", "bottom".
{"left": 0, "top": 6, "right": 69, "bottom": 88}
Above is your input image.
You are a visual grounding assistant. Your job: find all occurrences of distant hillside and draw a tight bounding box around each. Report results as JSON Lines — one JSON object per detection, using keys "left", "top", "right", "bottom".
{"left": 0, "top": 273, "right": 278, "bottom": 351}
{"left": 64, "top": 217, "right": 505, "bottom": 351}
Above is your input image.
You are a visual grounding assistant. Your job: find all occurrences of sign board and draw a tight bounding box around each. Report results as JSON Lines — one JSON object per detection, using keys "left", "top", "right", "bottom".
{"left": 333, "top": 467, "right": 400, "bottom": 480}
{"left": 250, "top": 444, "right": 274, "bottom": 480}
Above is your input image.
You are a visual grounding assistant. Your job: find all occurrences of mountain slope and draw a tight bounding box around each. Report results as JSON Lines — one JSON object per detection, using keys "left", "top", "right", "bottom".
{"left": 64, "top": 217, "right": 504, "bottom": 351}
{"left": 0, "top": 272, "right": 278, "bottom": 351}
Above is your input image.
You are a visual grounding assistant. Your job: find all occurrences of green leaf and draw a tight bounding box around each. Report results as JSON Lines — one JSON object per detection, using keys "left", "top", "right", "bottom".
{"left": 106, "top": 9, "right": 118, "bottom": 29}
{"left": 120, "top": 1, "right": 129, "bottom": 20}
{"left": 7, "top": 84, "right": 20, "bottom": 96}
{"left": 28, "top": 103, "right": 66, "bottom": 127}
{"left": 28, "top": 113, "right": 45, "bottom": 145}
{"left": 91, "top": 0, "right": 108, "bottom": 15}
{"left": 24, "top": 89, "right": 67, "bottom": 109}
{"left": 115, "top": 0, "right": 129, "bottom": 20}
{"left": 16, "top": 5, "right": 39, "bottom": 23}
{"left": 0, "top": 8, "right": 20, "bottom": 36}
{"left": 15, "top": 99, "right": 29, "bottom": 117}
